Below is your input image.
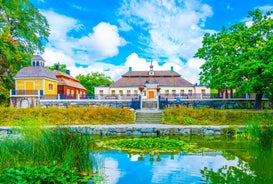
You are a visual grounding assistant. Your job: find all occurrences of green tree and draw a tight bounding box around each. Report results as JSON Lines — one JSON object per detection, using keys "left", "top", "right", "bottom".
{"left": 0, "top": 0, "right": 49, "bottom": 105}
{"left": 195, "top": 9, "right": 273, "bottom": 110}
{"left": 76, "top": 72, "right": 113, "bottom": 95}
{"left": 47, "top": 63, "right": 67, "bottom": 73}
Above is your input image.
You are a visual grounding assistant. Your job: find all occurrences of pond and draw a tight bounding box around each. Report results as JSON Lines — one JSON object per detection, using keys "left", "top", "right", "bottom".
{"left": 90, "top": 136, "right": 273, "bottom": 184}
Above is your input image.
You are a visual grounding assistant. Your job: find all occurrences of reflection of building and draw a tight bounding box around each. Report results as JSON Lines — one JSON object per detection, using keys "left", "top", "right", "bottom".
{"left": 53, "top": 70, "right": 87, "bottom": 99}
{"left": 10, "top": 55, "right": 58, "bottom": 107}
{"left": 95, "top": 62, "right": 210, "bottom": 100}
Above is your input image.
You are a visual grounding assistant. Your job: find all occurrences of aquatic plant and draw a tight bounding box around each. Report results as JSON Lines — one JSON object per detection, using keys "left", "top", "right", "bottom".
{"left": 0, "top": 127, "right": 93, "bottom": 182}
{"left": 99, "top": 137, "right": 192, "bottom": 154}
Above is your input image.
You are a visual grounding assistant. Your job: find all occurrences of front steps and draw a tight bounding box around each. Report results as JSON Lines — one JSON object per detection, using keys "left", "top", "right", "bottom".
{"left": 135, "top": 110, "right": 162, "bottom": 124}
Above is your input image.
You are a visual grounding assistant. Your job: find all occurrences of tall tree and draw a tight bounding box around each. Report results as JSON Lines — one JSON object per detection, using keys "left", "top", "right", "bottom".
{"left": 76, "top": 72, "right": 113, "bottom": 95}
{"left": 0, "top": 0, "right": 49, "bottom": 105}
{"left": 195, "top": 9, "right": 273, "bottom": 110}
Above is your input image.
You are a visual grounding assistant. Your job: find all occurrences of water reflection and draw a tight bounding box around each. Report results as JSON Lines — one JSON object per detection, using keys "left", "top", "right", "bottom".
{"left": 96, "top": 151, "right": 243, "bottom": 184}
{"left": 90, "top": 134, "right": 273, "bottom": 184}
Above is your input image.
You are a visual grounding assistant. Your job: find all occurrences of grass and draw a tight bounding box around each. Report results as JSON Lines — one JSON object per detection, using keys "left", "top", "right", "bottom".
{"left": 0, "top": 106, "right": 134, "bottom": 126}
{"left": 0, "top": 106, "right": 272, "bottom": 126}
{"left": 0, "top": 126, "right": 93, "bottom": 183}
{"left": 162, "top": 106, "right": 273, "bottom": 125}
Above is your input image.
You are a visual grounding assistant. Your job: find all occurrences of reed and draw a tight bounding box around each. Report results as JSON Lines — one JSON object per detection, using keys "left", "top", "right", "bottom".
{"left": 0, "top": 126, "right": 93, "bottom": 180}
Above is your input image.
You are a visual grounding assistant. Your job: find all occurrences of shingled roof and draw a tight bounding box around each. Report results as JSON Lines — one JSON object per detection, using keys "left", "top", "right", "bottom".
{"left": 111, "top": 70, "right": 193, "bottom": 87}
{"left": 53, "top": 70, "right": 86, "bottom": 90}
{"left": 14, "top": 66, "right": 57, "bottom": 80}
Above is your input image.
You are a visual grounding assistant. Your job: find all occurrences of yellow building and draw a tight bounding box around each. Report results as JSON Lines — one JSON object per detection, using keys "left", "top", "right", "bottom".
{"left": 10, "top": 55, "right": 57, "bottom": 107}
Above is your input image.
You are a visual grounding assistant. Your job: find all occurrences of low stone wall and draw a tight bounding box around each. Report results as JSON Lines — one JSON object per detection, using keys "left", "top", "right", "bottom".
{"left": 40, "top": 100, "right": 132, "bottom": 108}
{"left": 0, "top": 125, "right": 245, "bottom": 137}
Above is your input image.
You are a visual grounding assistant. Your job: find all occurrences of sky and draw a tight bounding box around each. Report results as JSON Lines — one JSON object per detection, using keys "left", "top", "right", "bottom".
{"left": 30, "top": 0, "right": 273, "bottom": 84}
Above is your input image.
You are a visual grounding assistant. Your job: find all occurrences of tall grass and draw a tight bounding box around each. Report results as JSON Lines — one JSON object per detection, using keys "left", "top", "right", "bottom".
{"left": 0, "top": 126, "right": 92, "bottom": 173}
{"left": 163, "top": 106, "right": 273, "bottom": 125}
{"left": 0, "top": 106, "right": 134, "bottom": 126}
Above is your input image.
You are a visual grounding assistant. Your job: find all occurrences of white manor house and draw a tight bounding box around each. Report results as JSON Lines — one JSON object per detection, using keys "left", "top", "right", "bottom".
{"left": 95, "top": 63, "right": 211, "bottom": 100}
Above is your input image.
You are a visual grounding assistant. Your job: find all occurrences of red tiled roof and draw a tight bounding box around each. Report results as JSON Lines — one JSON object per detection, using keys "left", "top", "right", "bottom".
{"left": 53, "top": 70, "right": 86, "bottom": 90}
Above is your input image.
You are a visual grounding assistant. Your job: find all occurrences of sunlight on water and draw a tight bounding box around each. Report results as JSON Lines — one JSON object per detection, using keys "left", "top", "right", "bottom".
{"left": 96, "top": 151, "right": 241, "bottom": 184}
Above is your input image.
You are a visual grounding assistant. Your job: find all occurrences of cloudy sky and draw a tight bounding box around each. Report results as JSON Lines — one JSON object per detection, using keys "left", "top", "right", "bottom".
{"left": 31, "top": 0, "right": 273, "bottom": 84}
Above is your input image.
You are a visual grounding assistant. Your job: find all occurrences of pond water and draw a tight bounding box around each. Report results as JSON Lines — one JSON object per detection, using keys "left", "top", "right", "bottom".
{"left": 91, "top": 136, "right": 273, "bottom": 184}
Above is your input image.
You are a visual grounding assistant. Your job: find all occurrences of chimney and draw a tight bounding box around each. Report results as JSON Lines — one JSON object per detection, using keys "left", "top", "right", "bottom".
{"left": 55, "top": 65, "right": 59, "bottom": 71}
{"left": 170, "top": 66, "right": 174, "bottom": 72}
{"left": 66, "top": 70, "right": 70, "bottom": 75}
{"left": 129, "top": 67, "right": 132, "bottom": 72}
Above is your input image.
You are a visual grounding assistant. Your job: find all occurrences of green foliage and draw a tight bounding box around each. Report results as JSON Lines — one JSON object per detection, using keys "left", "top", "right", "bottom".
{"left": 0, "top": 128, "right": 93, "bottom": 183}
{"left": 76, "top": 72, "right": 113, "bottom": 94}
{"left": 195, "top": 9, "right": 273, "bottom": 109}
{"left": 101, "top": 137, "right": 192, "bottom": 154}
{"left": 47, "top": 63, "right": 67, "bottom": 73}
{"left": 201, "top": 161, "right": 256, "bottom": 184}
{"left": 0, "top": 162, "right": 90, "bottom": 184}
{"left": 0, "top": 0, "right": 50, "bottom": 103}
{"left": 0, "top": 106, "right": 134, "bottom": 126}
{"left": 0, "top": 128, "right": 92, "bottom": 171}
{"left": 163, "top": 106, "right": 273, "bottom": 125}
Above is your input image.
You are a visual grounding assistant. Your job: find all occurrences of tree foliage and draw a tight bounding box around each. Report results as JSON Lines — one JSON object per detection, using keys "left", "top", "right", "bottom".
{"left": 76, "top": 72, "right": 113, "bottom": 95}
{"left": 195, "top": 9, "right": 273, "bottom": 109}
{"left": 47, "top": 63, "right": 67, "bottom": 73}
{"left": 0, "top": 0, "right": 49, "bottom": 104}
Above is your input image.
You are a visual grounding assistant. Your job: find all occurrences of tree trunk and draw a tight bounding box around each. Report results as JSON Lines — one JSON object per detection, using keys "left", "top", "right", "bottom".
{"left": 254, "top": 93, "right": 263, "bottom": 110}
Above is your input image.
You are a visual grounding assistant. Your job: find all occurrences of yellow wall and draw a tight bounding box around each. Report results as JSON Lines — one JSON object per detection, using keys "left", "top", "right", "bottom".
{"left": 15, "top": 78, "right": 57, "bottom": 95}
{"left": 44, "top": 79, "right": 57, "bottom": 95}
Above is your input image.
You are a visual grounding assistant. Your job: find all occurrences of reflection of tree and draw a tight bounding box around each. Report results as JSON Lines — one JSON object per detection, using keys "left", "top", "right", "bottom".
{"left": 201, "top": 160, "right": 255, "bottom": 183}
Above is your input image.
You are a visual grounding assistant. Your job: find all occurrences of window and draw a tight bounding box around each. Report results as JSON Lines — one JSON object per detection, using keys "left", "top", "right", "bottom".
{"left": 119, "top": 90, "right": 123, "bottom": 96}
{"left": 172, "top": 90, "right": 176, "bottom": 96}
{"left": 48, "top": 83, "right": 53, "bottom": 91}
{"left": 99, "top": 90, "right": 104, "bottom": 96}
{"left": 134, "top": 90, "right": 138, "bottom": 96}
{"left": 180, "top": 90, "right": 184, "bottom": 94}
{"left": 127, "top": 90, "right": 131, "bottom": 96}
{"left": 111, "top": 90, "right": 115, "bottom": 95}
{"left": 188, "top": 89, "right": 192, "bottom": 94}
{"left": 165, "top": 90, "right": 169, "bottom": 96}
{"left": 201, "top": 89, "right": 206, "bottom": 94}
{"left": 67, "top": 89, "right": 70, "bottom": 95}
{"left": 143, "top": 90, "right": 146, "bottom": 96}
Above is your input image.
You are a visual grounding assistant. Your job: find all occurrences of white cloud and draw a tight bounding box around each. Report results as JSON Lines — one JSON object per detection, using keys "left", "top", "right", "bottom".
{"left": 118, "top": 0, "right": 213, "bottom": 60}
{"left": 40, "top": 10, "right": 127, "bottom": 80}
{"left": 39, "top": 0, "right": 213, "bottom": 84}
{"left": 256, "top": 5, "right": 273, "bottom": 12}
{"left": 78, "top": 22, "right": 126, "bottom": 60}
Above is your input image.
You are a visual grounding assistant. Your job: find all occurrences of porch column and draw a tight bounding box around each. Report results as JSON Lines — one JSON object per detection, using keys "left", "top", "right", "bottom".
{"left": 156, "top": 87, "right": 161, "bottom": 109}
{"left": 139, "top": 87, "right": 144, "bottom": 109}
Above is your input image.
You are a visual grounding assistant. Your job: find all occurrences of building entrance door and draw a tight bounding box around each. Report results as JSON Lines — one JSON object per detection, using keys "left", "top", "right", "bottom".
{"left": 25, "top": 82, "right": 34, "bottom": 95}
{"left": 148, "top": 91, "right": 155, "bottom": 98}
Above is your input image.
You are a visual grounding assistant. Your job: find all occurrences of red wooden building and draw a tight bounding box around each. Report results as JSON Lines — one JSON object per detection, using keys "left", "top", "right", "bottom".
{"left": 53, "top": 70, "right": 87, "bottom": 99}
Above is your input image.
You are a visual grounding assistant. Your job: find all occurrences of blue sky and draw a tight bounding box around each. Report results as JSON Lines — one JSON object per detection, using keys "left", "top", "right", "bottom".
{"left": 31, "top": 0, "right": 273, "bottom": 83}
